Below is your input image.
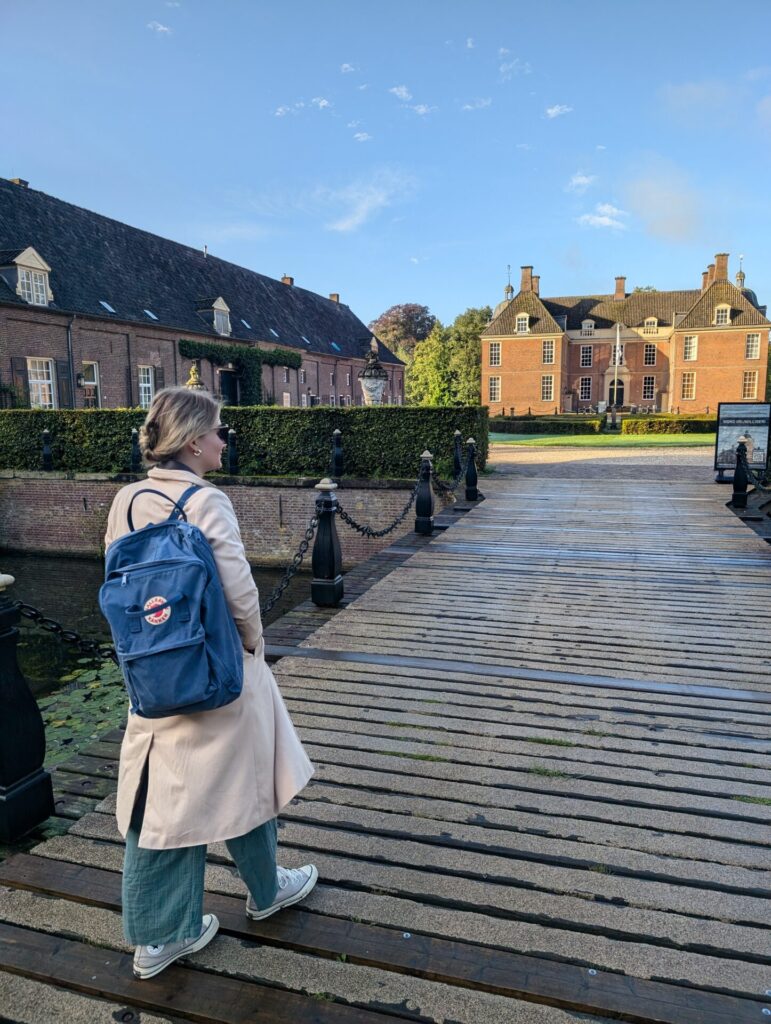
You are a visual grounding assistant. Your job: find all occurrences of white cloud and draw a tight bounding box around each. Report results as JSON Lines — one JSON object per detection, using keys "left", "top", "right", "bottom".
{"left": 625, "top": 168, "right": 703, "bottom": 241}
{"left": 347, "top": 120, "right": 361, "bottom": 128}
{"left": 353, "top": 132, "right": 372, "bottom": 142}
{"left": 274, "top": 106, "right": 291, "bottom": 117}
{"left": 596, "top": 144, "right": 606, "bottom": 150}
{"left": 323, "top": 169, "right": 416, "bottom": 232}
{"left": 390, "top": 85, "right": 412, "bottom": 101}
{"left": 499, "top": 57, "right": 531, "bottom": 81}
{"left": 165, "top": 1, "right": 181, "bottom": 6}
{"left": 577, "top": 202, "right": 627, "bottom": 229}
{"left": 466, "top": 37, "right": 475, "bottom": 49}
{"left": 358, "top": 84, "right": 369, "bottom": 91}
{"left": 545, "top": 104, "right": 572, "bottom": 118}
{"left": 311, "top": 96, "right": 331, "bottom": 109}
{"left": 147, "top": 20, "right": 171, "bottom": 33}
{"left": 498, "top": 47, "right": 510, "bottom": 58}
{"left": 596, "top": 203, "right": 625, "bottom": 217}
{"left": 516, "top": 142, "right": 532, "bottom": 150}
{"left": 566, "top": 171, "right": 596, "bottom": 194}
{"left": 461, "top": 97, "right": 492, "bottom": 111}
{"left": 340, "top": 63, "right": 356, "bottom": 73}
{"left": 409, "top": 104, "right": 436, "bottom": 116}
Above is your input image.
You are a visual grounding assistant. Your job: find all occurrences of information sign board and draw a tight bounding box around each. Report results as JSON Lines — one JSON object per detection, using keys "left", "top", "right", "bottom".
{"left": 714, "top": 402, "right": 770, "bottom": 471}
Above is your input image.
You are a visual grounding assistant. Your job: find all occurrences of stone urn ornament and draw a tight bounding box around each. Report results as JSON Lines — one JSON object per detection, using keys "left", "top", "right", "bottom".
{"left": 184, "top": 359, "right": 207, "bottom": 391}
{"left": 357, "top": 339, "right": 389, "bottom": 406}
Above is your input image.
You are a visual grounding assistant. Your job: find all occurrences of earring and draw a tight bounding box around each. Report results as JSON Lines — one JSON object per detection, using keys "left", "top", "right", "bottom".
{"left": 192, "top": 448, "right": 202, "bottom": 457}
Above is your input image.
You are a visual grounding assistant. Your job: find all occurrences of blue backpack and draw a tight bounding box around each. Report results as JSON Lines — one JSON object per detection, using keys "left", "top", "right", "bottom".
{"left": 99, "top": 484, "right": 244, "bottom": 718}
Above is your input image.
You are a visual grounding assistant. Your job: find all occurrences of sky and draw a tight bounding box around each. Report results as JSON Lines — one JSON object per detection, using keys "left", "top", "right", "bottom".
{"left": 4, "top": 0, "right": 771, "bottom": 326}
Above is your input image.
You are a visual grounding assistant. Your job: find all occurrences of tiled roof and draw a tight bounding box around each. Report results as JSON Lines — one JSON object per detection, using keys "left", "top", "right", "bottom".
{"left": 676, "top": 280, "right": 770, "bottom": 330}
{"left": 0, "top": 248, "right": 24, "bottom": 265}
{"left": 482, "top": 289, "right": 562, "bottom": 337}
{"left": 0, "top": 178, "right": 403, "bottom": 365}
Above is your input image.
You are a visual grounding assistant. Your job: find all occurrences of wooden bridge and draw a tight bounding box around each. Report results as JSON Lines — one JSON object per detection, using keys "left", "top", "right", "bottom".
{"left": 2, "top": 449, "right": 771, "bottom": 1023}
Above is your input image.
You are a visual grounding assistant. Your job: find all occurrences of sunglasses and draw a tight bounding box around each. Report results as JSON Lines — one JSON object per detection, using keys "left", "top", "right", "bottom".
{"left": 215, "top": 424, "right": 230, "bottom": 443}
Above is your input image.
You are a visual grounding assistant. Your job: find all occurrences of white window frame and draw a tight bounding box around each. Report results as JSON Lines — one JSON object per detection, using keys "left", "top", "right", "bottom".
{"left": 213, "top": 308, "right": 231, "bottom": 336}
{"left": 683, "top": 335, "right": 698, "bottom": 361}
{"left": 742, "top": 370, "right": 758, "bottom": 400}
{"left": 138, "top": 365, "right": 154, "bottom": 409}
{"left": 681, "top": 371, "right": 696, "bottom": 401}
{"left": 580, "top": 320, "right": 595, "bottom": 337}
{"left": 26, "top": 357, "right": 57, "bottom": 409}
{"left": 282, "top": 367, "right": 290, "bottom": 383}
{"left": 329, "top": 371, "right": 335, "bottom": 386}
{"left": 541, "top": 375, "right": 554, "bottom": 402}
{"left": 344, "top": 394, "right": 352, "bottom": 406}
{"left": 580, "top": 345, "right": 592, "bottom": 367}
{"left": 714, "top": 304, "right": 730, "bottom": 326}
{"left": 19, "top": 268, "right": 49, "bottom": 306}
{"left": 488, "top": 376, "right": 501, "bottom": 403}
{"left": 299, "top": 367, "right": 307, "bottom": 384}
{"left": 643, "top": 343, "right": 657, "bottom": 366}
{"left": 82, "top": 361, "right": 101, "bottom": 408}
{"left": 642, "top": 375, "right": 655, "bottom": 401}
{"left": 515, "top": 314, "right": 529, "bottom": 334}
{"left": 282, "top": 391, "right": 291, "bottom": 407}
{"left": 489, "top": 341, "right": 501, "bottom": 367}
{"left": 611, "top": 342, "right": 624, "bottom": 365}
{"left": 542, "top": 339, "right": 555, "bottom": 365}
{"left": 579, "top": 377, "right": 592, "bottom": 401}
{"left": 745, "top": 333, "right": 761, "bottom": 360}
{"left": 346, "top": 371, "right": 352, "bottom": 386}
{"left": 301, "top": 392, "right": 308, "bottom": 407}
{"left": 329, "top": 393, "right": 336, "bottom": 406}
{"left": 643, "top": 318, "right": 658, "bottom": 335}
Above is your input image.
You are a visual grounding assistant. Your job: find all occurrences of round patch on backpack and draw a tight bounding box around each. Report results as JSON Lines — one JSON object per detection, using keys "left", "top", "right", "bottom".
{"left": 144, "top": 595, "right": 171, "bottom": 625}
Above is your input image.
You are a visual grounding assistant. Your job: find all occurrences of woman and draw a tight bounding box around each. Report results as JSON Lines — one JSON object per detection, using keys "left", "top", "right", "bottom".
{"left": 104, "top": 386, "right": 316, "bottom": 980}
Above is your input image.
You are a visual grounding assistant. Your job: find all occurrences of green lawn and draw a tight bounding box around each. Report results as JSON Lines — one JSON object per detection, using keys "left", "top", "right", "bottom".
{"left": 489, "top": 432, "right": 716, "bottom": 447}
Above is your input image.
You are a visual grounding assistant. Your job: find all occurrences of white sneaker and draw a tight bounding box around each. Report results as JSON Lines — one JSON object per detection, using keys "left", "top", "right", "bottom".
{"left": 245, "top": 864, "right": 318, "bottom": 920}
{"left": 133, "top": 913, "right": 219, "bottom": 979}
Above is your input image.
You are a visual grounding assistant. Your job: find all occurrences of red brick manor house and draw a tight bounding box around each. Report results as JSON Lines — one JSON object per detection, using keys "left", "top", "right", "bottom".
{"left": 0, "top": 177, "right": 404, "bottom": 410}
{"left": 481, "top": 256, "right": 770, "bottom": 415}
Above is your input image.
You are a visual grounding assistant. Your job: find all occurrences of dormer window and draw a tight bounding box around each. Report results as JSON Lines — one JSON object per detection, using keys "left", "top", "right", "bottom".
{"left": 516, "top": 313, "right": 529, "bottom": 334}
{"left": 643, "top": 317, "right": 658, "bottom": 335}
{"left": 0, "top": 246, "right": 53, "bottom": 306}
{"left": 211, "top": 296, "right": 231, "bottom": 336}
{"left": 714, "top": 304, "right": 730, "bottom": 326}
{"left": 19, "top": 268, "right": 48, "bottom": 305}
{"left": 581, "top": 320, "right": 595, "bottom": 337}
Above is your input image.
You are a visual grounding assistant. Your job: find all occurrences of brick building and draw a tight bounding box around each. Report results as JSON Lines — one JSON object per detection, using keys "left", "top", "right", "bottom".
{"left": 0, "top": 177, "right": 404, "bottom": 410}
{"left": 481, "top": 255, "right": 769, "bottom": 415}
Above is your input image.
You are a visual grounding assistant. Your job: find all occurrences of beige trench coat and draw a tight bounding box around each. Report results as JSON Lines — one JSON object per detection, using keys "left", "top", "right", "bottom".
{"left": 104, "top": 467, "right": 314, "bottom": 849}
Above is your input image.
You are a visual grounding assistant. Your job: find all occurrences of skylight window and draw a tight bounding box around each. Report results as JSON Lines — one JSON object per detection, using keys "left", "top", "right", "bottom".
{"left": 144, "top": 309, "right": 158, "bottom": 321}
{"left": 241, "top": 318, "right": 252, "bottom": 329}
{"left": 270, "top": 328, "right": 280, "bottom": 338}
{"left": 301, "top": 335, "right": 311, "bottom": 345}
{"left": 331, "top": 341, "right": 341, "bottom": 352}
{"left": 99, "top": 300, "right": 116, "bottom": 314}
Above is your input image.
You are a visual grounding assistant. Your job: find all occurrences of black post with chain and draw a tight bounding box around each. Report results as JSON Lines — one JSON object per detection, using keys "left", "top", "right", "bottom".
{"left": 732, "top": 441, "right": 749, "bottom": 509}
{"left": 131, "top": 428, "right": 142, "bottom": 474}
{"left": 465, "top": 437, "right": 479, "bottom": 501}
{"left": 42, "top": 429, "right": 52, "bottom": 472}
{"left": 311, "top": 479, "right": 344, "bottom": 607}
{"left": 453, "top": 429, "right": 462, "bottom": 480}
{"left": 227, "top": 428, "right": 239, "bottom": 476}
{"left": 332, "top": 429, "right": 343, "bottom": 481}
{"left": 415, "top": 450, "right": 435, "bottom": 535}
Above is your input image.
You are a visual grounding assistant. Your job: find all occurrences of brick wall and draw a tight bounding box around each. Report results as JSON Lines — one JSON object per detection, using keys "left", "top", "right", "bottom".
{"left": 483, "top": 334, "right": 565, "bottom": 415}
{"left": 0, "top": 473, "right": 417, "bottom": 567}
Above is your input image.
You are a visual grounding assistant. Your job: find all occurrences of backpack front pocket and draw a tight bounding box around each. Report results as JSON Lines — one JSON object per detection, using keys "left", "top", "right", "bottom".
{"left": 121, "top": 632, "right": 215, "bottom": 717}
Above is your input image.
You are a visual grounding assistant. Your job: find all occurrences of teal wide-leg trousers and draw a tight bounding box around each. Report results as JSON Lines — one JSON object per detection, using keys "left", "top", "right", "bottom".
{"left": 122, "top": 771, "right": 279, "bottom": 946}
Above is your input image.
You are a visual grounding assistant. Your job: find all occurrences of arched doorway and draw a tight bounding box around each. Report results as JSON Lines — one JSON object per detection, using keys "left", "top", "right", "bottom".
{"left": 608, "top": 379, "right": 624, "bottom": 407}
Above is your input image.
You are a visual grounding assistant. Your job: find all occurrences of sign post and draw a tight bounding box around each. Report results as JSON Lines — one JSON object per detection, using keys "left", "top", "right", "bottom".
{"left": 714, "top": 403, "right": 771, "bottom": 483}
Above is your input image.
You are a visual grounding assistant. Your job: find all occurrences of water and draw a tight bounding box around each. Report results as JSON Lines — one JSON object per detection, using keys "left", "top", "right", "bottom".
{"left": 2, "top": 553, "right": 309, "bottom": 696}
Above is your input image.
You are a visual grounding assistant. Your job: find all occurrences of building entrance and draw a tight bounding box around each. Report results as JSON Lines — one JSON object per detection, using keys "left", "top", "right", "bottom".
{"left": 609, "top": 380, "right": 625, "bottom": 407}
{"left": 219, "top": 370, "right": 239, "bottom": 405}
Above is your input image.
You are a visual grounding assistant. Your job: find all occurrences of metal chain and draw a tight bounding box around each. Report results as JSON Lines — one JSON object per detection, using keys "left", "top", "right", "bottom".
{"left": 336, "top": 478, "right": 420, "bottom": 538}
{"left": 259, "top": 514, "right": 319, "bottom": 616}
{"left": 431, "top": 453, "right": 469, "bottom": 496}
{"left": 12, "top": 602, "right": 118, "bottom": 663}
{"left": 737, "top": 451, "right": 771, "bottom": 492}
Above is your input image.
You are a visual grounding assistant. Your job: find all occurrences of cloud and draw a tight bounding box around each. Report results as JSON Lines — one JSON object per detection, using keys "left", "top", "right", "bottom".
{"left": 165, "top": 1, "right": 180, "bottom": 5}
{"left": 757, "top": 95, "right": 771, "bottom": 127}
{"left": 461, "top": 97, "right": 492, "bottom": 111}
{"left": 347, "top": 120, "right": 361, "bottom": 128}
{"left": 516, "top": 142, "right": 532, "bottom": 150}
{"left": 323, "top": 169, "right": 416, "bottom": 232}
{"left": 498, "top": 47, "right": 510, "bottom": 58}
{"left": 353, "top": 132, "right": 372, "bottom": 142}
{"left": 409, "top": 103, "right": 436, "bottom": 115}
{"left": 746, "top": 66, "right": 771, "bottom": 81}
{"left": 596, "top": 144, "right": 606, "bottom": 150}
{"left": 625, "top": 168, "right": 702, "bottom": 241}
{"left": 147, "top": 20, "right": 171, "bottom": 33}
{"left": 311, "top": 96, "right": 331, "bottom": 109}
{"left": 545, "top": 104, "right": 572, "bottom": 118}
{"left": 390, "top": 85, "right": 412, "bottom": 101}
{"left": 340, "top": 63, "right": 356, "bottom": 73}
{"left": 409, "top": 256, "right": 420, "bottom": 264}
{"left": 358, "top": 84, "right": 369, "bottom": 90}
{"left": 466, "top": 37, "right": 475, "bottom": 49}
{"left": 566, "top": 171, "right": 596, "bottom": 194}
{"left": 274, "top": 106, "right": 291, "bottom": 117}
{"left": 577, "top": 202, "right": 627, "bottom": 229}
{"left": 499, "top": 57, "right": 531, "bottom": 81}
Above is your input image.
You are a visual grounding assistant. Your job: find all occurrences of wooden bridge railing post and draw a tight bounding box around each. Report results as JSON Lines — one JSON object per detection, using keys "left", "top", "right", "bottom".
{"left": 414, "top": 450, "right": 435, "bottom": 535}
{"left": 311, "top": 478, "right": 344, "bottom": 607}
{"left": 0, "top": 573, "right": 55, "bottom": 842}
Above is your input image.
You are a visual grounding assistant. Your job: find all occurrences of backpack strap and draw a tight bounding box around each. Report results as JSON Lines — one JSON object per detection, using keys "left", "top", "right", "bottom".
{"left": 126, "top": 484, "right": 202, "bottom": 532}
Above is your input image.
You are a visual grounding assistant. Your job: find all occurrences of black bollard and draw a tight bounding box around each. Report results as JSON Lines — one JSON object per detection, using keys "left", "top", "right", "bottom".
{"left": 42, "top": 429, "right": 52, "bottom": 472}
{"left": 453, "top": 430, "right": 462, "bottom": 480}
{"left": 415, "top": 450, "right": 435, "bottom": 535}
{"left": 311, "top": 479, "right": 344, "bottom": 606}
{"left": 131, "top": 428, "right": 141, "bottom": 474}
{"left": 227, "top": 428, "right": 239, "bottom": 476}
{"left": 332, "top": 429, "right": 343, "bottom": 480}
{"left": 465, "top": 437, "right": 479, "bottom": 501}
{"left": 732, "top": 440, "right": 749, "bottom": 509}
{"left": 0, "top": 573, "right": 55, "bottom": 841}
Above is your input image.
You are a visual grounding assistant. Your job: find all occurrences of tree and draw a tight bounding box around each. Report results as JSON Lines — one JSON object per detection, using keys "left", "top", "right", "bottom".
{"left": 446, "top": 306, "right": 491, "bottom": 406}
{"left": 633, "top": 285, "right": 657, "bottom": 292}
{"left": 368, "top": 303, "right": 436, "bottom": 362}
{"left": 407, "top": 322, "right": 453, "bottom": 405}
{"left": 406, "top": 306, "right": 492, "bottom": 407}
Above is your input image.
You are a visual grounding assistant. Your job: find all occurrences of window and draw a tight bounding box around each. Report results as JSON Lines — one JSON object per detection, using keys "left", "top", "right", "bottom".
{"left": 214, "top": 309, "right": 231, "bottom": 335}
{"left": 579, "top": 377, "right": 592, "bottom": 401}
{"left": 26, "top": 358, "right": 56, "bottom": 408}
{"left": 581, "top": 320, "right": 595, "bottom": 337}
{"left": 489, "top": 342, "right": 501, "bottom": 366}
{"left": 331, "top": 342, "right": 341, "bottom": 352}
{"left": 329, "top": 371, "right": 335, "bottom": 386}
{"left": 611, "top": 342, "right": 624, "bottom": 365}
{"left": 746, "top": 333, "right": 761, "bottom": 360}
{"left": 282, "top": 367, "right": 289, "bottom": 383}
{"left": 714, "top": 304, "right": 730, "bottom": 326}
{"left": 644, "top": 343, "right": 657, "bottom": 366}
{"left": 299, "top": 368, "right": 307, "bottom": 386}
{"left": 643, "top": 318, "right": 658, "bottom": 335}
{"left": 269, "top": 328, "right": 280, "bottom": 338}
{"left": 541, "top": 375, "right": 554, "bottom": 402}
{"left": 99, "top": 300, "right": 116, "bottom": 314}
{"left": 742, "top": 370, "right": 758, "bottom": 400}
{"left": 138, "top": 365, "right": 154, "bottom": 409}
{"left": 542, "top": 339, "right": 555, "bottom": 364}
{"left": 301, "top": 393, "right": 308, "bottom": 407}
{"left": 82, "top": 361, "right": 100, "bottom": 408}
{"left": 346, "top": 371, "right": 351, "bottom": 386}
{"left": 19, "top": 268, "right": 48, "bottom": 305}
{"left": 580, "top": 345, "right": 593, "bottom": 367}
{"left": 241, "top": 318, "right": 252, "bottom": 329}
{"left": 345, "top": 394, "right": 352, "bottom": 406}
{"left": 282, "top": 391, "right": 291, "bottom": 407}
{"left": 681, "top": 372, "right": 696, "bottom": 401}
{"left": 516, "top": 314, "right": 528, "bottom": 334}
{"left": 488, "top": 376, "right": 501, "bottom": 402}
{"left": 643, "top": 375, "right": 655, "bottom": 401}
{"left": 144, "top": 309, "right": 158, "bottom": 321}
{"left": 683, "top": 335, "right": 698, "bottom": 360}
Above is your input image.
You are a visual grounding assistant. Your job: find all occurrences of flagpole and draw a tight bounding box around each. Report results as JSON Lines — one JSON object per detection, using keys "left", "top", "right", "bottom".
{"left": 613, "top": 322, "right": 620, "bottom": 408}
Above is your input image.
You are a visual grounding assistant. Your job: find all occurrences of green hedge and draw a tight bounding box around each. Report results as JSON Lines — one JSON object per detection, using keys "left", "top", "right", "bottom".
{"left": 0, "top": 406, "right": 487, "bottom": 479}
{"left": 621, "top": 415, "right": 717, "bottom": 434}
{"left": 490, "top": 416, "right": 606, "bottom": 435}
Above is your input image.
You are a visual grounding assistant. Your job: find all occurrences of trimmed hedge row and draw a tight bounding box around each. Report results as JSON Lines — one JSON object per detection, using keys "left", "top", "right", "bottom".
{"left": 0, "top": 406, "right": 488, "bottom": 479}
{"left": 621, "top": 415, "right": 717, "bottom": 434}
{"left": 490, "top": 416, "right": 606, "bottom": 435}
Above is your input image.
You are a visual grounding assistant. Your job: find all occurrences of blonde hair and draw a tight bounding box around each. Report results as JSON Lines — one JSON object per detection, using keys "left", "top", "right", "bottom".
{"left": 139, "top": 386, "right": 222, "bottom": 466}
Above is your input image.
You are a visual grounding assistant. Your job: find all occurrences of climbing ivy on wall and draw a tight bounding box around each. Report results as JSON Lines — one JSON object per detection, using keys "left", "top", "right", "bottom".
{"left": 178, "top": 338, "right": 302, "bottom": 405}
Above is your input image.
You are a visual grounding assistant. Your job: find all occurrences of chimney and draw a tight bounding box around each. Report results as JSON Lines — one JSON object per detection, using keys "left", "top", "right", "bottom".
{"left": 714, "top": 253, "right": 729, "bottom": 281}
{"left": 281, "top": 274, "right": 294, "bottom": 286}
{"left": 707, "top": 262, "right": 716, "bottom": 285}
{"left": 614, "top": 276, "right": 626, "bottom": 301}
{"left": 9, "top": 177, "right": 28, "bottom": 188}
{"left": 701, "top": 270, "right": 709, "bottom": 292}
{"left": 520, "top": 266, "right": 533, "bottom": 292}
{"left": 329, "top": 292, "right": 340, "bottom": 303}
{"left": 532, "top": 275, "right": 540, "bottom": 296}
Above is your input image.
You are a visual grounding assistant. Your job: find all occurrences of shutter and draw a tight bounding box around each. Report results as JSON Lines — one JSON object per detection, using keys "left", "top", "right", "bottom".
{"left": 125, "top": 366, "right": 134, "bottom": 407}
{"left": 154, "top": 366, "right": 165, "bottom": 393}
{"left": 10, "top": 357, "right": 30, "bottom": 407}
{"left": 55, "top": 359, "right": 72, "bottom": 408}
